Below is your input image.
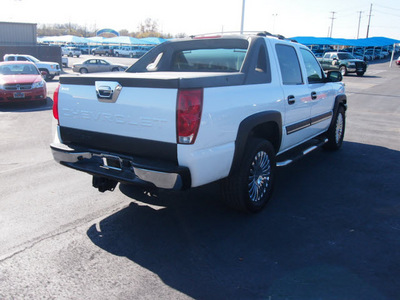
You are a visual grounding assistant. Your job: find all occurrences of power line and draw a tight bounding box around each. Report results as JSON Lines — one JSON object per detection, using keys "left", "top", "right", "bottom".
{"left": 374, "top": 8, "right": 400, "bottom": 18}
{"left": 374, "top": 3, "right": 400, "bottom": 11}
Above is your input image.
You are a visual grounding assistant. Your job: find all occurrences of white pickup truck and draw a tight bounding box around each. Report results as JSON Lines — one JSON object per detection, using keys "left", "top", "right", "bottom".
{"left": 4, "top": 54, "right": 60, "bottom": 81}
{"left": 51, "top": 33, "right": 347, "bottom": 213}
{"left": 114, "top": 46, "right": 147, "bottom": 58}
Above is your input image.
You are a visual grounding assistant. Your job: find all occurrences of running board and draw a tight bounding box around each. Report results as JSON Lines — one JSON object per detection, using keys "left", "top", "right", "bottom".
{"left": 276, "top": 138, "right": 328, "bottom": 167}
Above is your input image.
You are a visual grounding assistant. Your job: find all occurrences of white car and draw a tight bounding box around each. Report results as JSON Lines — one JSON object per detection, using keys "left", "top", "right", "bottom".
{"left": 3, "top": 54, "right": 60, "bottom": 81}
{"left": 62, "top": 47, "right": 82, "bottom": 57}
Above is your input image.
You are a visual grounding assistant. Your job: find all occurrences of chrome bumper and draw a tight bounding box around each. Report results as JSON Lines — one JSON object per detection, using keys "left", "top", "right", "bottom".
{"left": 50, "top": 142, "right": 189, "bottom": 190}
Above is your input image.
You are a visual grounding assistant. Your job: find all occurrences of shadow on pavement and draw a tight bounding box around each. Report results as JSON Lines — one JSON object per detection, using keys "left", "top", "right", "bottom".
{"left": 87, "top": 141, "right": 400, "bottom": 299}
{"left": 0, "top": 97, "right": 53, "bottom": 112}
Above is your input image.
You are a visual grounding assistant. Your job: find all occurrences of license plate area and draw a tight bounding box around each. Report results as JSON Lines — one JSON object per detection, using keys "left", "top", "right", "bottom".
{"left": 13, "top": 92, "right": 25, "bottom": 98}
{"left": 100, "top": 154, "right": 122, "bottom": 171}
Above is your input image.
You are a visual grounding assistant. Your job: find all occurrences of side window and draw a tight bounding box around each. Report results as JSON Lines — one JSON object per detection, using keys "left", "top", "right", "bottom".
{"left": 325, "top": 53, "right": 331, "bottom": 59}
{"left": 300, "top": 48, "right": 325, "bottom": 84}
{"left": 275, "top": 44, "right": 303, "bottom": 85}
{"left": 17, "top": 56, "right": 28, "bottom": 61}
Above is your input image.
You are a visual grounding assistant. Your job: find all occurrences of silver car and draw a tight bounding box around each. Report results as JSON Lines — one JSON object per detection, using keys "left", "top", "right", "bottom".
{"left": 72, "top": 59, "right": 127, "bottom": 74}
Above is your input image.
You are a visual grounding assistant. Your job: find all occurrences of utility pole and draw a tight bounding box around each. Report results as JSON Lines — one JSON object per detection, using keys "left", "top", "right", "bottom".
{"left": 357, "top": 11, "right": 362, "bottom": 39}
{"left": 240, "top": 0, "right": 246, "bottom": 34}
{"left": 329, "top": 12, "right": 336, "bottom": 38}
{"left": 272, "top": 13, "right": 278, "bottom": 33}
{"left": 366, "top": 3, "right": 372, "bottom": 38}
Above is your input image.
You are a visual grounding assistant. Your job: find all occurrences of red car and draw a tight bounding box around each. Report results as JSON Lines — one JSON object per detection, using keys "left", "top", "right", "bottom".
{"left": 396, "top": 56, "right": 400, "bottom": 65}
{"left": 0, "top": 61, "right": 47, "bottom": 104}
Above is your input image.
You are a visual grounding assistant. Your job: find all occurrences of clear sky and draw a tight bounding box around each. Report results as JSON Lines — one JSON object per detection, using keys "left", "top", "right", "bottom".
{"left": 3, "top": 0, "right": 400, "bottom": 40}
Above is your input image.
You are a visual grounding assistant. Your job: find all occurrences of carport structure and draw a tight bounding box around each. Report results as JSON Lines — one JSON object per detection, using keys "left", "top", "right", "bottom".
{"left": 291, "top": 36, "right": 400, "bottom": 66}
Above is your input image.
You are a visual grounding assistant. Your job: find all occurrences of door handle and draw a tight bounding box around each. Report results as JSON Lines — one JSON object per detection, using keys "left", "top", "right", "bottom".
{"left": 311, "top": 91, "right": 317, "bottom": 100}
{"left": 287, "top": 95, "right": 295, "bottom": 105}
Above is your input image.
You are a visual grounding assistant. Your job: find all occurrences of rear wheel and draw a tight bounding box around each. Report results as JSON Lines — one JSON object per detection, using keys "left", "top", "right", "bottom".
{"left": 356, "top": 71, "right": 365, "bottom": 76}
{"left": 111, "top": 67, "right": 119, "bottom": 72}
{"left": 79, "top": 68, "right": 88, "bottom": 74}
{"left": 221, "top": 138, "right": 276, "bottom": 213}
{"left": 324, "top": 106, "right": 345, "bottom": 150}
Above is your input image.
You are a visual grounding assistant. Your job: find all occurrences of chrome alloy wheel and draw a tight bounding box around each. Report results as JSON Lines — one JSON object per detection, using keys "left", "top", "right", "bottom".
{"left": 248, "top": 151, "right": 271, "bottom": 203}
{"left": 335, "top": 113, "right": 344, "bottom": 144}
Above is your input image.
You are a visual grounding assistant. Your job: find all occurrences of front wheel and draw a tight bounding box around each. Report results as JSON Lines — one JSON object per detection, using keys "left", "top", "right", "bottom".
{"left": 220, "top": 139, "right": 276, "bottom": 213}
{"left": 339, "top": 66, "right": 347, "bottom": 76}
{"left": 356, "top": 71, "right": 365, "bottom": 76}
{"left": 324, "top": 106, "right": 345, "bottom": 150}
{"left": 40, "top": 69, "right": 52, "bottom": 81}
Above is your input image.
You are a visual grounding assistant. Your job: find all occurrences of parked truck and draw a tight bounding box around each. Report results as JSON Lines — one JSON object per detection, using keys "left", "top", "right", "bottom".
{"left": 51, "top": 32, "right": 347, "bottom": 213}
{"left": 4, "top": 54, "right": 60, "bottom": 81}
{"left": 318, "top": 51, "right": 367, "bottom": 76}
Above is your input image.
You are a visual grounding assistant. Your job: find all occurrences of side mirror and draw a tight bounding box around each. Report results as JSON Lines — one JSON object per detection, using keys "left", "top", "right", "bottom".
{"left": 326, "top": 71, "right": 342, "bottom": 82}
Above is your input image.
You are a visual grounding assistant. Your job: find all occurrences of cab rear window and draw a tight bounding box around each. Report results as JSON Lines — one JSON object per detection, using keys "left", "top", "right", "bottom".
{"left": 171, "top": 48, "right": 247, "bottom": 72}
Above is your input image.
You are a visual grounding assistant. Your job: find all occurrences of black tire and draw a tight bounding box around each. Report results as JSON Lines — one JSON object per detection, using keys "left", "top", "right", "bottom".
{"left": 220, "top": 138, "right": 276, "bottom": 213}
{"left": 79, "top": 68, "right": 88, "bottom": 74}
{"left": 356, "top": 71, "right": 365, "bottom": 76}
{"left": 111, "top": 67, "right": 119, "bottom": 72}
{"left": 324, "top": 105, "right": 345, "bottom": 150}
{"left": 339, "top": 66, "right": 347, "bottom": 76}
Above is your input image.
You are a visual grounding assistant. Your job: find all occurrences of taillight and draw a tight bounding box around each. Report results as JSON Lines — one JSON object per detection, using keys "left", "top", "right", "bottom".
{"left": 177, "top": 89, "right": 203, "bottom": 144}
{"left": 53, "top": 84, "right": 60, "bottom": 122}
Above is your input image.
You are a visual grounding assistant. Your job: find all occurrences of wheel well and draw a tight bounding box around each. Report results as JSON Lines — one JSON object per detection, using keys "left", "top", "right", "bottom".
{"left": 230, "top": 115, "right": 282, "bottom": 176}
{"left": 250, "top": 122, "right": 280, "bottom": 154}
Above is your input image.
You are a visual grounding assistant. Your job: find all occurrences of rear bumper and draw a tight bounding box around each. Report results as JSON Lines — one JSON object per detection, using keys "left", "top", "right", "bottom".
{"left": 50, "top": 135, "right": 191, "bottom": 190}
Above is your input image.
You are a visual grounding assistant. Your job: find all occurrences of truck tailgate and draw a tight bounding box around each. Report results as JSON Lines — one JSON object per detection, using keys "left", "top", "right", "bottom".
{"left": 57, "top": 73, "right": 181, "bottom": 161}
{"left": 58, "top": 84, "right": 177, "bottom": 143}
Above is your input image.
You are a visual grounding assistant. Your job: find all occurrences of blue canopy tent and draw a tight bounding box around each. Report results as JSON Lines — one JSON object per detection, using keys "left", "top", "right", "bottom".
{"left": 105, "top": 36, "right": 148, "bottom": 45}
{"left": 86, "top": 36, "right": 106, "bottom": 44}
{"left": 290, "top": 36, "right": 400, "bottom": 65}
{"left": 140, "top": 37, "right": 166, "bottom": 45}
{"left": 38, "top": 35, "right": 90, "bottom": 44}
{"left": 290, "top": 36, "right": 400, "bottom": 47}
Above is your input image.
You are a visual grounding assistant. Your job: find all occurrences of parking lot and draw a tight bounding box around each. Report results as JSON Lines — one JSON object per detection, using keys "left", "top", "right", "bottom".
{"left": 0, "top": 59, "right": 399, "bottom": 299}
{"left": 62, "top": 54, "right": 139, "bottom": 73}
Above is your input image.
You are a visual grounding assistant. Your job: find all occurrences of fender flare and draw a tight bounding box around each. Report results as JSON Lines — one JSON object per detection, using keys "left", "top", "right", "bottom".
{"left": 229, "top": 111, "right": 282, "bottom": 175}
{"left": 329, "top": 94, "right": 347, "bottom": 128}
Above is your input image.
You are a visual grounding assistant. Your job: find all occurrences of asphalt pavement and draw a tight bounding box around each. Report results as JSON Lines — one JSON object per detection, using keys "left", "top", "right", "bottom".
{"left": 0, "top": 59, "right": 399, "bottom": 299}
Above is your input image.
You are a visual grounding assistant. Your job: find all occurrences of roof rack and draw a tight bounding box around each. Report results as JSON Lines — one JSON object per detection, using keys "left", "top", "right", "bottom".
{"left": 190, "top": 31, "right": 286, "bottom": 40}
